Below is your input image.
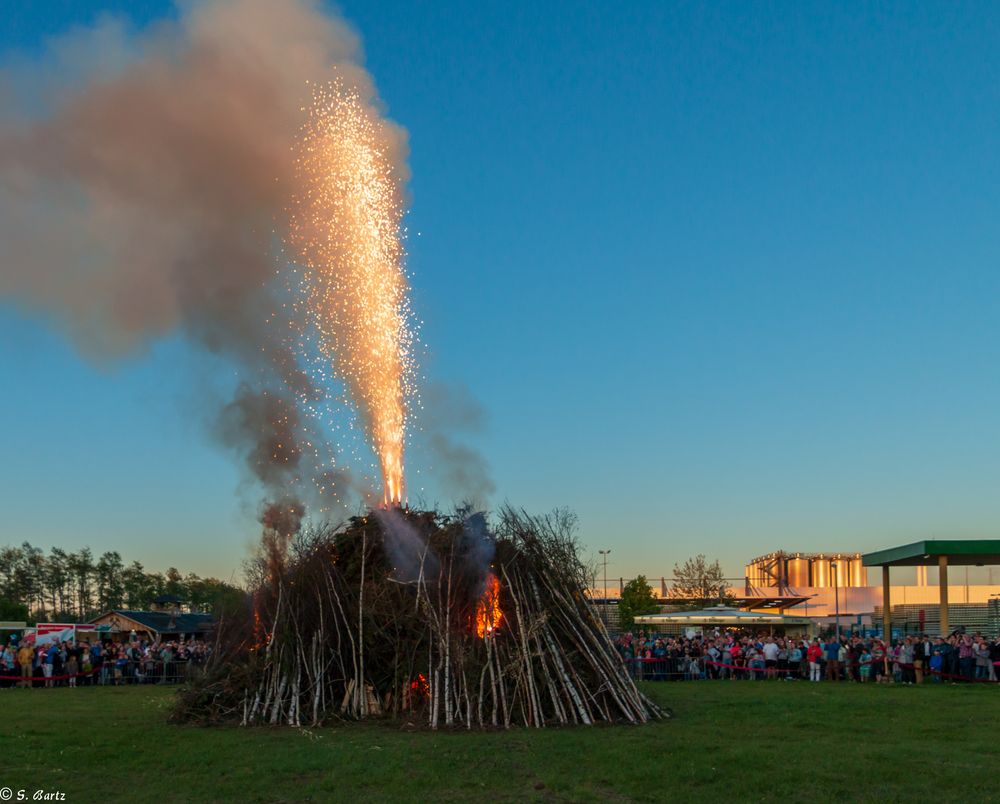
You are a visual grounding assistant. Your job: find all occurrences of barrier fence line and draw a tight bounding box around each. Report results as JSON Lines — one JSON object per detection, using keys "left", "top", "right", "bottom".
{"left": 0, "top": 669, "right": 100, "bottom": 682}
{"left": 0, "top": 659, "right": 203, "bottom": 685}
{"left": 621, "top": 657, "right": 1000, "bottom": 684}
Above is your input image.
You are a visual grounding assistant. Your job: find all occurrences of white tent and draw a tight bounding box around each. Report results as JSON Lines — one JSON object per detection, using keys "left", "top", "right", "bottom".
{"left": 633, "top": 605, "right": 814, "bottom": 633}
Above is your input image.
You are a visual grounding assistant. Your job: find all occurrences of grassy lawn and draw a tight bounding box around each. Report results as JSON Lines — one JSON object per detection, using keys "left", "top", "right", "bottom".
{"left": 1, "top": 681, "right": 997, "bottom": 802}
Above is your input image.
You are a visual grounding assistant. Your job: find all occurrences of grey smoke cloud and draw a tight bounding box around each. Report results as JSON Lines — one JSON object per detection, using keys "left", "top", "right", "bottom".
{"left": 374, "top": 506, "right": 439, "bottom": 582}
{"left": 0, "top": 0, "right": 380, "bottom": 357}
{"left": 417, "top": 383, "right": 495, "bottom": 504}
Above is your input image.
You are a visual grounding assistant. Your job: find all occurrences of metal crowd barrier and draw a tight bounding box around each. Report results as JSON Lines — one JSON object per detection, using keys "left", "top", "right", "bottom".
{"left": 622, "top": 656, "right": 1000, "bottom": 683}
{"left": 0, "top": 658, "right": 207, "bottom": 687}
{"left": 94, "top": 658, "right": 205, "bottom": 685}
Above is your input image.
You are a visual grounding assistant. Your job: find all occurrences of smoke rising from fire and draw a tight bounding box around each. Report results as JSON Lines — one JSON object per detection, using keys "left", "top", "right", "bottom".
{"left": 418, "top": 384, "right": 495, "bottom": 505}
{"left": 374, "top": 507, "right": 439, "bottom": 582}
{"left": 0, "top": 0, "right": 409, "bottom": 518}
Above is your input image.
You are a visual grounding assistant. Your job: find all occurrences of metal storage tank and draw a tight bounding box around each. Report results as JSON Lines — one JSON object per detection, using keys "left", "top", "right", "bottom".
{"left": 849, "top": 557, "right": 866, "bottom": 587}
{"left": 811, "top": 557, "right": 830, "bottom": 588}
{"left": 828, "top": 557, "right": 848, "bottom": 587}
{"left": 787, "top": 557, "right": 811, "bottom": 587}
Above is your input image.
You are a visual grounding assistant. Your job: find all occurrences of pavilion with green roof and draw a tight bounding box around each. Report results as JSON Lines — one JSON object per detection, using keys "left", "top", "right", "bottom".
{"left": 862, "top": 539, "right": 1000, "bottom": 638}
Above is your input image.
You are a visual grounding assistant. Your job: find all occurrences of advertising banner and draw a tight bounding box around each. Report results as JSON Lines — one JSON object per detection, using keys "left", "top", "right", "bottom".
{"left": 35, "top": 623, "right": 80, "bottom": 647}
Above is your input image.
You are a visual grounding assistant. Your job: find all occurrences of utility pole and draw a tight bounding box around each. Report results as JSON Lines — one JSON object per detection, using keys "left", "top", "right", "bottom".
{"left": 832, "top": 561, "right": 840, "bottom": 640}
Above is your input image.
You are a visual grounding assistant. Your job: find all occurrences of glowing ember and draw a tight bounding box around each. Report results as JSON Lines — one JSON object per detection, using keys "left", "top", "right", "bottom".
{"left": 475, "top": 572, "right": 503, "bottom": 638}
{"left": 409, "top": 673, "right": 429, "bottom": 697}
{"left": 289, "top": 79, "right": 413, "bottom": 505}
{"left": 250, "top": 604, "right": 271, "bottom": 651}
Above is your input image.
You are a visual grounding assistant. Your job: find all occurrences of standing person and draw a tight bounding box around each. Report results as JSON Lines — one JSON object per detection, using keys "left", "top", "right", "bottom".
{"left": 958, "top": 636, "right": 975, "bottom": 682}
{"left": 838, "top": 640, "right": 850, "bottom": 681}
{"left": 1, "top": 642, "right": 16, "bottom": 688}
{"left": 824, "top": 636, "right": 840, "bottom": 681}
{"left": 871, "top": 639, "right": 887, "bottom": 683}
{"left": 720, "top": 641, "right": 733, "bottom": 680}
{"left": 912, "top": 636, "right": 925, "bottom": 684}
{"left": 776, "top": 639, "right": 789, "bottom": 679}
{"left": 652, "top": 639, "right": 666, "bottom": 682}
{"left": 899, "top": 638, "right": 915, "bottom": 684}
{"left": 943, "top": 636, "right": 958, "bottom": 680}
{"left": 91, "top": 641, "right": 104, "bottom": 686}
{"left": 931, "top": 638, "right": 947, "bottom": 682}
{"left": 43, "top": 642, "right": 58, "bottom": 688}
{"left": 706, "top": 641, "right": 721, "bottom": 679}
{"left": 81, "top": 645, "right": 92, "bottom": 683}
{"left": 745, "top": 644, "right": 760, "bottom": 680}
{"left": 859, "top": 646, "right": 872, "bottom": 682}
{"left": 844, "top": 640, "right": 859, "bottom": 682}
{"left": 65, "top": 645, "right": 79, "bottom": 687}
{"left": 807, "top": 639, "right": 823, "bottom": 682}
{"left": 929, "top": 646, "right": 944, "bottom": 682}
{"left": 730, "top": 641, "right": 744, "bottom": 680}
{"left": 973, "top": 638, "right": 991, "bottom": 681}
{"left": 114, "top": 648, "right": 128, "bottom": 685}
{"left": 788, "top": 641, "right": 803, "bottom": 680}
{"left": 762, "top": 638, "right": 779, "bottom": 679}
{"left": 17, "top": 641, "right": 34, "bottom": 689}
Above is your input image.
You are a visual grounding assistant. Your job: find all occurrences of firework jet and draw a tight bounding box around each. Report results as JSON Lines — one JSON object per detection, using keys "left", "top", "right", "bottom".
{"left": 0, "top": 0, "right": 413, "bottom": 511}
{"left": 289, "top": 83, "right": 413, "bottom": 506}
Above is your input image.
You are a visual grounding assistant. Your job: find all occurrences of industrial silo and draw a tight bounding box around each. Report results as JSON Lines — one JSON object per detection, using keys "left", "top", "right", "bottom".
{"left": 849, "top": 557, "right": 866, "bottom": 587}
{"left": 811, "top": 557, "right": 830, "bottom": 588}
{"left": 787, "top": 556, "right": 811, "bottom": 587}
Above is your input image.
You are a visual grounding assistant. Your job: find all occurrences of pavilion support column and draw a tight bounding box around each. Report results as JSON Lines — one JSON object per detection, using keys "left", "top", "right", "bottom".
{"left": 938, "top": 556, "right": 949, "bottom": 636}
{"left": 882, "top": 566, "right": 891, "bottom": 641}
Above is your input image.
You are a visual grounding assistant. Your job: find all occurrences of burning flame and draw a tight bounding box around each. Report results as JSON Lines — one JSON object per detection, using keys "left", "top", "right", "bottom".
{"left": 475, "top": 572, "right": 503, "bottom": 638}
{"left": 250, "top": 604, "right": 272, "bottom": 651}
{"left": 409, "top": 673, "right": 429, "bottom": 697}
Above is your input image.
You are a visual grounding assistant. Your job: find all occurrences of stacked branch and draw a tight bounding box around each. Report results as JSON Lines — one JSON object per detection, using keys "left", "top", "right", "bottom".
{"left": 173, "top": 506, "right": 665, "bottom": 728}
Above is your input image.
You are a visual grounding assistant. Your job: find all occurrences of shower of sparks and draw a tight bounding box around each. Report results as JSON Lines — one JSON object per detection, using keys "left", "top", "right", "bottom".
{"left": 288, "top": 80, "right": 414, "bottom": 506}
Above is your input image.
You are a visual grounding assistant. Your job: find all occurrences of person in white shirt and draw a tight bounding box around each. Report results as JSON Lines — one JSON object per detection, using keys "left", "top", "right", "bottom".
{"left": 762, "top": 638, "right": 780, "bottom": 679}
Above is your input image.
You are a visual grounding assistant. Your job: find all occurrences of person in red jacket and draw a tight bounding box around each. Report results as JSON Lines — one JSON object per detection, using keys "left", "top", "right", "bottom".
{"left": 807, "top": 639, "right": 824, "bottom": 682}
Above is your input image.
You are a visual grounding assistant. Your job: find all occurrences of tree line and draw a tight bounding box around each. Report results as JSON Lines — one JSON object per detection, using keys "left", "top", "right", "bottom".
{"left": 617, "top": 554, "right": 733, "bottom": 629}
{"left": 0, "top": 542, "right": 242, "bottom": 623}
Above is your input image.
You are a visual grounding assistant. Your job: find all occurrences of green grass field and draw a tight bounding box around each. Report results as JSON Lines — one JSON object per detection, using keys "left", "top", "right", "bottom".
{"left": 2, "top": 681, "right": 997, "bottom": 802}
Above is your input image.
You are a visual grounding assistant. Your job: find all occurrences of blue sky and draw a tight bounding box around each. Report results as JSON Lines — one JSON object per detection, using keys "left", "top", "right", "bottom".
{"left": 2, "top": 1, "right": 1000, "bottom": 583}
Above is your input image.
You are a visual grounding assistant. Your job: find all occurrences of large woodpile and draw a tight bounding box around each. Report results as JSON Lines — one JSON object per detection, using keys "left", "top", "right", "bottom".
{"left": 173, "top": 506, "right": 665, "bottom": 728}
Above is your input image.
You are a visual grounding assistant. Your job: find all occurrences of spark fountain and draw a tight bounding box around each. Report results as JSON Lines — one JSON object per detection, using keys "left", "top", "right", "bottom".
{"left": 288, "top": 80, "right": 413, "bottom": 506}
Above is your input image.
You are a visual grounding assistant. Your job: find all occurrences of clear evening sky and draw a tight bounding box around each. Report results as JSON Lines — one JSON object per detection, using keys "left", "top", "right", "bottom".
{"left": 2, "top": 2, "right": 999, "bottom": 584}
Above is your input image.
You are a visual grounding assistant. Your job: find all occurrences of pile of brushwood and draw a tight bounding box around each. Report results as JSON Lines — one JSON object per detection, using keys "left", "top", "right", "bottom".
{"left": 173, "top": 506, "right": 665, "bottom": 729}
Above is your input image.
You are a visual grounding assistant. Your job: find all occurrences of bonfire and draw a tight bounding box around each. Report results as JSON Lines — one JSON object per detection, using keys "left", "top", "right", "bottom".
{"left": 174, "top": 506, "right": 665, "bottom": 729}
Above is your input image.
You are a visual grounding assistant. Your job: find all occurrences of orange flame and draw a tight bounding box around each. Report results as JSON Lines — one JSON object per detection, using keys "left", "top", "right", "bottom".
{"left": 475, "top": 572, "right": 503, "bottom": 638}
{"left": 250, "top": 603, "right": 272, "bottom": 651}
{"left": 409, "top": 673, "right": 429, "bottom": 697}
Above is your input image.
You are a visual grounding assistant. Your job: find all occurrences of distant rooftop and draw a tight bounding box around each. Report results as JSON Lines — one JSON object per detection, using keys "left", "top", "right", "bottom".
{"left": 862, "top": 539, "right": 1000, "bottom": 567}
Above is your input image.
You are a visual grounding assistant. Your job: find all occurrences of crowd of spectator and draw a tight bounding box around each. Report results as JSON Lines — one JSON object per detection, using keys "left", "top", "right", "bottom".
{"left": 616, "top": 630, "right": 1000, "bottom": 683}
{"left": 0, "top": 637, "right": 212, "bottom": 688}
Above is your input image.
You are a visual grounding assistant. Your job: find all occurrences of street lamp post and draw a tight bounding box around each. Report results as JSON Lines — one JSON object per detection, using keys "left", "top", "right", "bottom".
{"left": 599, "top": 550, "right": 611, "bottom": 626}
{"left": 831, "top": 561, "right": 840, "bottom": 640}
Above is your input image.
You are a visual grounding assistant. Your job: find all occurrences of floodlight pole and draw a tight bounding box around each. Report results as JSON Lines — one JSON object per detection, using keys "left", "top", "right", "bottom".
{"left": 599, "top": 550, "right": 611, "bottom": 626}
{"left": 832, "top": 561, "right": 840, "bottom": 640}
